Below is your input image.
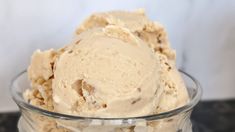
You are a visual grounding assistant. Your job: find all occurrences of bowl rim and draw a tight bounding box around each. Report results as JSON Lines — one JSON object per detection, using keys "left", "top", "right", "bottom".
{"left": 10, "top": 70, "right": 202, "bottom": 121}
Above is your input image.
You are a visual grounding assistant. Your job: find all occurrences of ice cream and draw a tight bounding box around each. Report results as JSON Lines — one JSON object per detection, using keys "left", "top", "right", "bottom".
{"left": 52, "top": 26, "right": 166, "bottom": 118}
{"left": 24, "top": 9, "right": 189, "bottom": 131}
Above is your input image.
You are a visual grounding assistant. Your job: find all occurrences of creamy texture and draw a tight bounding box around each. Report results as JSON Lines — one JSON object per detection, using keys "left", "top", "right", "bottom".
{"left": 53, "top": 27, "right": 164, "bottom": 117}
{"left": 24, "top": 9, "right": 189, "bottom": 132}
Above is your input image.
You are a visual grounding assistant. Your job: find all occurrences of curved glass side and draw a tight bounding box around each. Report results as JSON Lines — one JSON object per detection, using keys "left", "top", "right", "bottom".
{"left": 11, "top": 71, "right": 202, "bottom": 132}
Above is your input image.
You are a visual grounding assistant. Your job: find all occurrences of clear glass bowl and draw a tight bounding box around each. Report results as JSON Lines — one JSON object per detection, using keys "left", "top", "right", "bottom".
{"left": 11, "top": 70, "right": 201, "bottom": 132}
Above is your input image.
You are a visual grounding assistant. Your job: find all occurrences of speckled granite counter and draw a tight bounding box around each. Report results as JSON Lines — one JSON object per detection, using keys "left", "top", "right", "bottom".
{"left": 0, "top": 100, "right": 235, "bottom": 132}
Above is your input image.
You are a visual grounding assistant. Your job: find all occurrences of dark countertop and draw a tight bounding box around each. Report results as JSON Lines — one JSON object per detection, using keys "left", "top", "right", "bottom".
{"left": 191, "top": 100, "right": 235, "bottom": 132}
{"left": 0, "top": 100, "right": 235, "bottom": 132}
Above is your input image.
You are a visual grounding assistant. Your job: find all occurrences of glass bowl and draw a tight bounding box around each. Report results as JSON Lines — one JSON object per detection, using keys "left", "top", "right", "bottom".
{"left": 11, "top": 70, "right": 201, "bottom": 132}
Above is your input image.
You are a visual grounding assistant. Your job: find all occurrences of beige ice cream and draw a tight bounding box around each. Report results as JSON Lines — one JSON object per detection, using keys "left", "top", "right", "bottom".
{"left": 24, "top": 9, "right": 189, "bottom": 131}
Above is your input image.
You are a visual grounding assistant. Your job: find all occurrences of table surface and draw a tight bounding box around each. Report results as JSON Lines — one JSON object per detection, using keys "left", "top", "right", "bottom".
{"left": 0, "top": 100, "right": 235, "bottom": 132}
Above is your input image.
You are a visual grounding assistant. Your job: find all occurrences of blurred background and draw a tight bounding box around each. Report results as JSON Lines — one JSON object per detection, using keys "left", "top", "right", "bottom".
{"left": 0, "top": 0, "right": 235, "bottom": 112}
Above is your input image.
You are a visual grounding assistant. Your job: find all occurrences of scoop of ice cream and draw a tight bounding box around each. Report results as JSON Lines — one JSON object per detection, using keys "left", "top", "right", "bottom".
{"left": 52, "top": 26, "right": 164, "bottom": 117}
{"left": 73, "top": 9, "right": 188, "bottom": 114}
